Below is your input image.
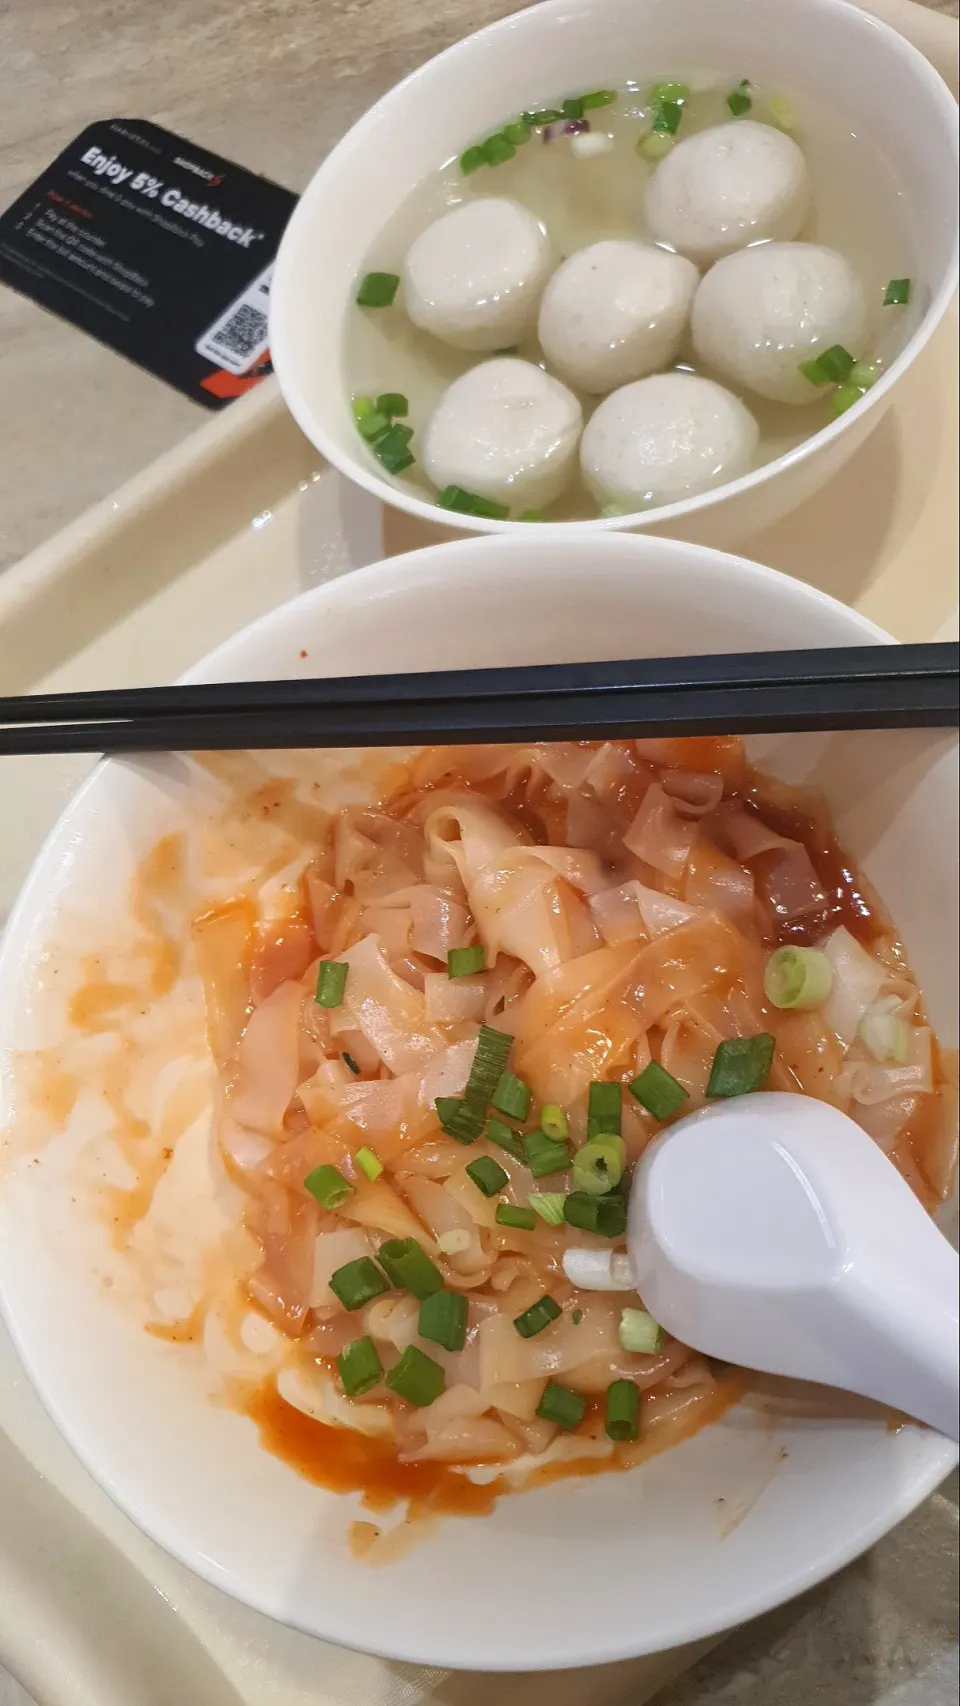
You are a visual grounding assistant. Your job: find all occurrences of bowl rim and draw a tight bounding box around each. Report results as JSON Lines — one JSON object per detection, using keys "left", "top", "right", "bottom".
{"left": 269, "top": 0, "right": 960, "bottom": 538}
{"left": 1, "top": 532, "right": 957, "bottom": 1669}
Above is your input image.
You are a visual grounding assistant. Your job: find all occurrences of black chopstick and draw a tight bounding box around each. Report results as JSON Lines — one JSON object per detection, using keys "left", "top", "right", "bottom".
{"left": 0, "top": 644, "right": 956, "bottom": 756}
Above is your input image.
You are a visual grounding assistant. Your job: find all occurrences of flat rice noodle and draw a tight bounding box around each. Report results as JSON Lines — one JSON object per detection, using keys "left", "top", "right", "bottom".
{"left": 589, "top": 884, "right": 650, "bottom": 947}
{"left": 659, "top": 1009, "right": 724, "bottom": 1103}
{"left": 767, "top": 1007, "right": 845, "bottom": 1101}
{"left": 247, "top": 1180, "right": 319, "bottom": 1330}
{"left": 230, "top": 980, "right": 304, "bottom": 1134}
{"left": 624, "top": 783, "right": 700, "bottom": 879}
{"left": 310, "top": 1227, "right": 372, "bottom": 1308}
{"left": 341, "top": 1176, "right": 439, "bottom": 1247}
{"left": 420, "top": 793, "right": 526, "bottom": 891}
{"left": 217, "top": 1111, "right": 275, "bottom": 1178}
{"left": 417, "top": 1037, "right": 477, "bottom": 1105}
{"left": 822, "top": 926, "right": 887, "bottom": 1048}
{"left": 400, "top": 1176, "right": 486, "bottom": 1274}
{"left": 661, "top": 769, "right": 724, "bottom": 817}
{"left": 356, "top": 903, "right": 413, "bottom": 959}
{"left": 424, "top": 972, "right": 488, "bottom": 1024}
{"left": 277, "top": 1365, "right": 395, "bottom": 1439}
{"left": 261, "top": 1124, "right": 351, "bottom": 1189}
{"left": 836, "top": 1026, "right": 933, "bottom": 1105}
{"left": 511, "top": 940, "right": 647, "bottom": 1103}
{"left": 192, "top": 897, "right": 256, "bottom": 1069}
{"left": 301, "top": 1309, "right": 364, "bottom": 1358}
{"left": 304, "top": 868, "right": 339, "bottom": 952}
{"left": 567, "top": 1334, "right": 692, "bottom": 1394}
{"left": 636, "top": 735, "right": 746, "bottom": 786}
{"left": 334, "top": 817, "right": 378, "bottom": 892}
{"left": 484, "top": 1378, "right": 546, "bottom": 1422}
{"left": 478, "top": 1297, "right": 621, "bottom": 1385}
{"left": 467, "top": 847, "right": 606, "bottom": 977}
{"left": 408, "top": 886, "right": 471, "bottom": 961}
{"left": 393, "top": 1139, "right": 469, "bottom": 1179}
{"left": 585, "top": 741, "right": 635, "bottom": 797}
{"left": 400, "top": 1409, "right": 520, "bottom": 1465}
{"left": 330, "top": 933, "right": 447, "bottom": 1074}
{"left": 710, "top": 802, "right": 826, "bottom": 925}
{"left": 250, "top": 914, "right": 317, "bottom": 1003}
{"left": 684, "top": 840, "right": 756, "bottom": 933}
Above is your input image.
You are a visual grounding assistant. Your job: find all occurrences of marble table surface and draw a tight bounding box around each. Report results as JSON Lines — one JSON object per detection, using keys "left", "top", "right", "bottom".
{"left": 0, "top": 2, "right": 957, "bottom": 1703}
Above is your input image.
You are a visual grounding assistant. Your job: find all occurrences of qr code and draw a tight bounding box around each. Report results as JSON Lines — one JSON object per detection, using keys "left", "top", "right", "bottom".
{"left": 209, "top": 301, "right": 268, "bottom": 359}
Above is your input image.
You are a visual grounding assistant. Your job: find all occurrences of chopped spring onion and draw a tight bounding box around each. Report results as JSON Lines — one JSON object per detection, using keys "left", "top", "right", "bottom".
{"left": 437, "top": 1228, "right": 473, "bottom": 1255}
{"left": 884, "top": 277, "right": 911, "bottom": 306}
{"left": 619, "top": 1307, "right": 664, "bottom": 1354}
{"left": 356, "top": 409, "right": 390, "bottom": 442}
{"left": 523, "top": 1129, "right": 572, "bottom": 1178}
{"left": 571, "top": 1308, "right": 583, "bottom": 1325}
{"left": 572, "top": 1134, "right": 626, "bottom": 1196}
{"left": 385, "top": 1344, "right": 446, "bottom": 1406}
{"left": 372, "top": 422, "right": 415, "bottom": 474}
{"left": 377, "top": 1237, "right": 444, "bottom": 1300}
{"left": 832, "top": 383, "right": 864, "bottom": 417}
{"left": 503, "top": 120, "right": 532, "bottom": 144}
{"left": 523, "top": 108, "right": 562, "bottom": 126}
{"left": 492, "top": 1071, "right": 531, "bottom": 1121}
{"left": 637, "top": 132, "right": 675, "bottom": 162}
{"left": 537, "top": 1381, "right": 587, "bottom": 1430}
{"left": 764, "top": 946, "right": 833, "bottom": 1011}
{"left": 437, "top": 484, "right": 510, "bottom": 520}
{"left": 465, "top": 1025, "right": 513, "bottom": 1104}
{"left": 447, "top": 945, "right": 486, "bottom": 978}
{"left": 466, "top": 1156, "right": 509, "bottom": 1197}
{"left": 561, "top": 96, "right": 584, "bottom": 120}
{"left": 605, "top": 1378, "right": 640, "bottom": 1441}
{"left": 587, "top": 1080, "right": 622, "bottom": 1138}
{"left": 520, "top": 509, "right": 547, "bottom": 521}
{"left": 304, "top": 1163, "right": 354, "bottom": 1210}
{"left": 529, "top": 1191, "right": 566, "bottom": 1226}
{"left": 495, "top": 1202, "right": 537, "bottom": 1231}
{"left": 485, "top": 1116, "right": 525, "bottom": 1161}
{"left": 329, "top": 1257, "right": 390, "bottom": 1311}
{"left": 514, "top": 1294, "right": 562, "bottom": 1338}
{"left": 354, "top": 1146, "right": 383, "bottom": 1182}
{"left": 651, "top": 100, "right": 684, "bottom": 135}
{"left": 628, "top": 1060, "right": 689, "bottom": 1121}
{"left": 356, "top": 271, "right": 399, "bottom": 308}
{"left": 563, "top": 1190, "right": 627, "bottom": 1238}
{"left": 460, "top": 144, "right": 486, "bottom": 175}
{"left": 343, "top": 1052, "right": 361, "bottom": 1075}
{"left": 649, "top": 81, "right": 688, "bottom": 104}
{"left": 706, "top": 1033, "right": 776, "bottom": 1098}
{"left": 315, "top": 960, "right": 348, "bottom": 1008}
{"left": 352, "top": 396, "right": 375, "bottom": 422}
{"left": 540, "top": 1104, "right": 568, "bottom": 1141}
{"left": 849, "top": 361, "right": 879, "bottom": 389}
{"left": 435, "top": 1095, "right": 484, "bottom": 1144}
{"left": 859, "top": 1003, "right": 910, "bottom": 1064}
{"left": 418, "top": 1288, "right": 468, "bottom": 1352}
{"left": 726, "top": 80, "right": 752, "bottom": 117}
{"left": 375, "top": 392, "right": 408, "bottom": 418}
{"left": 798, "top": 344, "right": 855, "bottom": 386}
{"left": 765, "top": 91, "right": 797, "bottom": 130}
{"left": 580, "top": 89, "right": 617, "bottom": 108}
{"left": 482, "top": 132, "right": 516, "bottom": 166}
{"left": 337, "top": 1336, "right": 383, "bottom": 1398}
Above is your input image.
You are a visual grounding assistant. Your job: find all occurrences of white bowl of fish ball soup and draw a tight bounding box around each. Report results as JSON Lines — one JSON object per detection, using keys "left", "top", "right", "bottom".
{"left": 269, "top": 0, "right": 958, "bottom": 547}
{"left": 0, "top": 531, "right": 957, "bottom": 1669}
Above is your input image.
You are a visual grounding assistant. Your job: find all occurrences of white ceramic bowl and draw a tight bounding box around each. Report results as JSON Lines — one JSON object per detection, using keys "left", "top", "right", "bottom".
{"left": 269, "top": 0, "right": 959, "bottom": 550}
{"left": 0, "top": 533, "right": 956, "bottom": 1672}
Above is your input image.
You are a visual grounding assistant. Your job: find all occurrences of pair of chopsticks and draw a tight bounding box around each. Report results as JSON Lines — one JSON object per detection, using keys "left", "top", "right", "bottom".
{"left": 1, "top": 644, "right": 956, "bottom": 755}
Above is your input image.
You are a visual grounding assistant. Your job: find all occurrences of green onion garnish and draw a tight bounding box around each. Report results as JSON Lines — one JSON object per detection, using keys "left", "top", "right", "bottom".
{"left": 337, "top": 1336, "right": 383, "bottom": 1397}
{"left": 523, "top": 108, "right": 562, "bottom": 126}
{"left": 884, "top": 278, "right": 911, "bottom": 306}
{"left": 561, "top": 96, "right": 584, "bottom": 120}
{"left": 447, "top": 945, "right": 486, "bottom": 978}
{"left": 651, "top": 100, "right": 684, "bottom": 135}
{"left": 492, "top": 1072, "right": 531, "bottom": 1121}
{"left": 465, "top": 1156, "right": 509, "bottom": 1198}
{"left": 465, "top": 1025, "right": 513, "bottom": 1104}
{"left": 514, "top": 1294, "right": 562, "bottom": 1338}
{"left": 304, "top": 1163, "right": 354, "bottom": 1210}
{"left": 354, "top": 1146, "right": 383, "bottom": 1182}
{"left": 572, "top": 1134, "right": 626, "bottom": 1196}
{"left": 356, "top": 409, "right": 390, "bottom": 442}
{"left": 520, "top": 509, "right": 548, "bottom": 521}
{"left": 385, "top": 1344, "right": 446, "bottom": 1407}
{"left": 587, "top": 1080, "right": 622, "bottom": 1139}
{"left": 316, "top": 960, "right": 348, "bottom": 1008}
{"left": 605, "top": 1378, "right": 640, "bottom": 1441}
{"left": 764, "top": 946, "right": 833, "bottom": 1011}
{"left": 373, "top": 422, "right": 415, "bottom": 474}
{"left": 495, "top": 1202, "right": 537, "bottom": 1230}
{"left": 649, "top": 81, "right": 689, "bottom": 104}
{"left": 437, "top": 484, "right": 510, "bottom": 520}
{"left": 563, "top": 1190, "right": 627, "bottom": 1237}
{"left": 356, "top": 271, "right": 400, "bottom": 308}
{"left": 859, "top": 1006, "right": 910, "bottom": 1064}
{"left": 539, "top": 1104, "right": 568, "bottom": 1141}
{"left": 798, "top": 344, "right": 856, "bottom": 386}
{"left": 580, "top": 89, "right": 617, "bottom": 108}
{"left": 377, "top": 1237, "right": 443, "bottom": 1300}
{"left": 437, "top": 1228, "right": 472, "bottom": 1255}
{"left": 435, "top": 1096, "right": 484, "bottom": 1144}
{"left": 352, "top": 396, "right": 375, "bottom": 422}
{"left": 571, "top": 1307, "right": 583, "bottom": 1325}
{"left": 482, "top": 132, "right": 516, "bottom": 166}
{"left": 460, "top": 144, "right": 486, "bottom": 175}
{"left": 765, "top": 91, "right": 797, "bottom": 130}
{"left": 637, "top": 132, "right": 675, "bottom": 162}
{"left": 536, "top": 1381, "right": 587, "bottom": 1430}
{"left": 848, "top": 361, "right": 879, "bottom": 389}
{"left": 375, "top": 392, "right": 408, "bottom": 418}
{"left": 833, "top": 384, "right": 864, "bottom": 416}
{"left": 529, "top": 1191, "right": 566, "bottom": 1226}
{"left": 523, "top": 1129, "right": 572, "bottom": 1178}
{"left": 628, "top": 1060, "right": 689, "bottom": 1121}
{"left": 619, "top": 1307, "right": 664, "bottom": 1354}
{"left": 726, "top": 80, "right": 752, "bottom": 117}
{"left": 485, "top": 1116, "right": 525, "bottom": 1161}
{"left": 418, "top": 1288, "right": 468, "bottom": 1352}
{"left": 503, "top": 120, "right": 532, "bottom": 144}
{"left": 706, "top": 1034, "right": 776, "bottom": 1098}
{"left": 329, "top": 1257, "right": 390, "bottom": 1311}
{"left": 343, "top": 1052, "right": 361, "bottom": 1075}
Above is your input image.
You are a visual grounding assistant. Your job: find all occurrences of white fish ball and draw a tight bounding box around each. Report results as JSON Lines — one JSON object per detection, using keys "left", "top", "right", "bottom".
{"left": 580, "top": 373, "right": 759, "bottom": 510}
{"left": 423, "top": 358, "right": 582, "bottom": 511}
{"left": 537, "top": 240, "right": 700, "bottom": 395}
{"left": 644, "top": 120, "right": 809, "bottom": 264}
{"left": 402, "top": 197, "right": 552, "bottom": 351}
{"left": 691, "top": 242, "right": 868, "bottom": 404}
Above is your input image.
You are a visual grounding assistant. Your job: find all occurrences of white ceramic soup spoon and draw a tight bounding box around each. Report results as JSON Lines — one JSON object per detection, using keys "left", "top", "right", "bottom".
{"left": 563, "top": 1092, "right": 959, "bottom": 1441}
